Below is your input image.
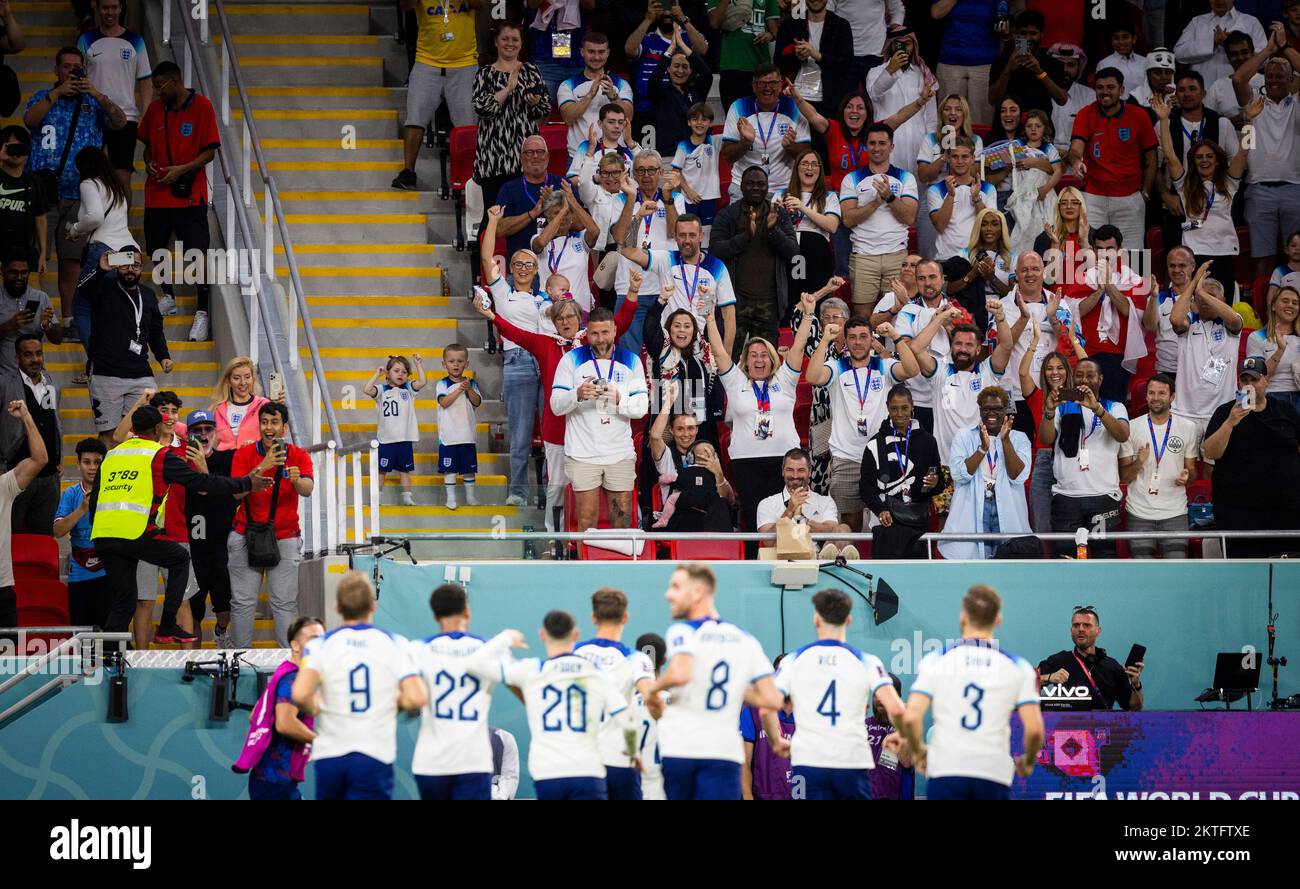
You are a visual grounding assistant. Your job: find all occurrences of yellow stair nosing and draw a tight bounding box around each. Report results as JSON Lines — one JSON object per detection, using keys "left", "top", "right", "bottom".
{"left": 265, "top": 161, "right": 404, "bottom": 171}
{"left": 216, "top": 34, "right": 380, "bottom": 46}
{"left": 278, "top": 266, "right": 440, "bottom": 276}
{"left": 307, "top": 318, "right": 454, "bottom": 328}
{"left": 276, "top": 244, "right": 437, "bottom": 254}
{"left": 261, "top": 138, "right": 402, "bottom": 148}
{"left": 224, "top": 4, "right": 370, "bottom": 15}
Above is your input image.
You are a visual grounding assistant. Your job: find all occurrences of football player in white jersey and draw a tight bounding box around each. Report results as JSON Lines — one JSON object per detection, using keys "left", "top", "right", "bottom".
{"left": 572, "top": 588, "right": 664, "bottom": 800}
{"left": 292, "top": 572, "right": 427, "bottom": 800}
{"left": 634, "top": 632, "right": 668, "bottom": 801}
{"left": 470, "top": 610, "right": 635, "bottom": 801}
{"left": 408, "top": 583, "right": 511, "bottom": 801}
{"left": 761, "top": 589, "right": 905, "bottom": 800}
{"left": 896, "top": 584, "right": 1044, "bottom": 800}
{"left": 647, "top": 563, "right": 783, "bottom": 800}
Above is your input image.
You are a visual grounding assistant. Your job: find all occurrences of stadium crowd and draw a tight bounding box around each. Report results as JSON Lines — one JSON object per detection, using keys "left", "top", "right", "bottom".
{"left": 3, "top": 0, "right": 1300, "bottom": 653}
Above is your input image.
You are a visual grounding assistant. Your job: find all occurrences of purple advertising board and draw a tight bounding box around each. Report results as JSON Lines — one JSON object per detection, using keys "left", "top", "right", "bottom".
{"left": 1009, "top": 712, "right": 1300, "bottom": 800}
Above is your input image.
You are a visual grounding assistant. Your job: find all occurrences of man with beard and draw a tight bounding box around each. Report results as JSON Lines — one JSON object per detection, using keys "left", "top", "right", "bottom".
{"left": 1119, "top": 374, "right": 1199, "bottom": 558}
{"left": 1126, "top": 46, "right": 1174, "bottom": 112}
{"left": 911, "top": 313, "right": 1016, "bottom": 464}
{"left": 1234, "top": 44, "right": 1300, "bottom": 279}
{"left": 708, "top": 167, "right": 798, "bottom": 359}
{"left": 1038, "top": 605, "right": 1144, "bottom": 710}
{"left": 876, "top": 258, "right": 962, "bottom": 434}
{"left": 78, "top": 246, "right": 171, "bottom": 448}
{"left": 1040, "top": 357, "right": 1131, "bottom": 558}
{"left": 0, "top": 248, "right": 61, "bottom": 377}
{"left": 0, "top": 334, "right": 61, "bottom": 532}
{"left": 805, "top": 308, "right": 918, "bottom": 532}
{"left": 624, "top": 2, "right": 708, "bottom": 143}
{"left": 1204, "top": 31, "right": 1262, "bottom": 120}
{"left": 1048, "top": 44, "right": 1096, "bottom": 155}
{"left": 773, "top": 0, "right": 857, "bottom": 121}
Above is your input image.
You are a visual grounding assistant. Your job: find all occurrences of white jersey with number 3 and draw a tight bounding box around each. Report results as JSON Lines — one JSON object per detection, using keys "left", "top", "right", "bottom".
{"left": 911, "top": 639, "right": 1040, "bottom": 786}
{"left": 776, "top": 640, "right": 892, "bottom": 770}
{"left": 300, "top": 624, "right": 418, "bottom": 765}
{"left": 658, "top": 617, "right": 774, "bottom": 764}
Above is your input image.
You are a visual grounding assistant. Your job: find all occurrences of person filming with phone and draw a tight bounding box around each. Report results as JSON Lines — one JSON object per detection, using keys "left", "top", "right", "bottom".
{"left": 1037, "top": 606, "right": 1144, "bottom": 711}
{"left": 1202, "top": 356, "right": 1300, "bottom": 558}
{"left": 228, "top": 402, "right": 314, "bottom": 650}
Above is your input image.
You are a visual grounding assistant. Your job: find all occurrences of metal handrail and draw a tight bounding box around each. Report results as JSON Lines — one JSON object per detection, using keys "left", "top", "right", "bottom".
{"left": 165, "top": 0, "right": 342, "bottom": 451}
{"left": 0, "top": 632, "right": 131, "bottom": 696}
{"left": 349, "top": 530, "right": 1300, "bottom": 542}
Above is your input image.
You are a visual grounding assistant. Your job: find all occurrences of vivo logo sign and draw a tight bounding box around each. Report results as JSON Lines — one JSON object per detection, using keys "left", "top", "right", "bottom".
{"left": 1040, "top": 683, "right": 1092, "bottom": 701}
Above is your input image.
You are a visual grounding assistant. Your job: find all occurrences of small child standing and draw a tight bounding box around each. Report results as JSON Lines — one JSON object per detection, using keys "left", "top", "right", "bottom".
{"left": 670, "top": 102, "right": 721, "bottom": 244}
{"left": 365, "top": 354, "right": 428, "bottom": 506}
{"left": 435, "top": 343, "right": 482, "bottom": 509}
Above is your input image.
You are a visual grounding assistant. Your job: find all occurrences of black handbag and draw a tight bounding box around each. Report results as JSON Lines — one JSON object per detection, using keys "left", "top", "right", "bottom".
{"left": 883, "top": 494, "right": 930, "bottom": 528}
{"left": 244, "top": 472, "right": 283, "bottom": 569}
{"left": 37, "top": 94, "right": 82, "bottom": 205}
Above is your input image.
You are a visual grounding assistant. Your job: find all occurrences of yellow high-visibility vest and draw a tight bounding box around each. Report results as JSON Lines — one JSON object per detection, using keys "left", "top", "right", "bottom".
{"left": 90, "top": 438, "right": 169, "bottom": 540}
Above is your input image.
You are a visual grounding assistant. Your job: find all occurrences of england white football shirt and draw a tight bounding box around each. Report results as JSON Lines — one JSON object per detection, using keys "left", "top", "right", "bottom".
{"left": 301, "top": 624, "right": 418, "bottom": 765}
{"left": 408, "top": 631, "right": 499, "bottom": 777}
{"left": 375, "top": 382, "right": 420, "bottom": 444}
{"left": 911, "top": 638, "right": 1039, "bottom": 786}
{"left": 930, "top": 358, "right": 1005, "bottom": 464}
{"left": 558, "top": 73, "right": 634, "bottom": 154}
{"left": 776, "top": 640, "right": 892, "bottom": 770}
{"left": 573, "top": 638, "right": 655, "bottom": 769}
{"left": 501, "top": 653, "right": 629, "bottom": 782}
{"left": 657, "top": 617, "right": 774, "bottom": 764}
{"left": 825, "top": 355, "right": 903, "bottom": 462}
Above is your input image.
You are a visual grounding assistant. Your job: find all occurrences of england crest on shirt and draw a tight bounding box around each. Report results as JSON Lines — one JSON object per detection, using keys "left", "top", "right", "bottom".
{"left": 970, "top": 379, "right": 982, "bottom": 391}
{"left": 1118, "top": 128, "right": 1130, "bottom": 141}
{"left": 121, "top": 48, "right": 132, "bottom": 60}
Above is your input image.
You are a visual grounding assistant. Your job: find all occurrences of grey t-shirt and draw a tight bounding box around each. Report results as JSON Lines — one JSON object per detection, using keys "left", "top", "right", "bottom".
{"left": 0, "top": 287, "right": 54, "bottom": 374}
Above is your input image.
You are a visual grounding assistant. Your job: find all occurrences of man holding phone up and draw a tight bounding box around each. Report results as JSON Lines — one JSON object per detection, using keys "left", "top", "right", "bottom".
{"left": 228, "top": 402, "right": 314, "bottom": 650}
{"left": 987, "top": 10, "right": 1068, "bottom": 115}
{"left": 0, "top": 248, "right": 62, "bottom": 378}
{"left": 1038, "top": 605, "right": 1145, "bottom": 711}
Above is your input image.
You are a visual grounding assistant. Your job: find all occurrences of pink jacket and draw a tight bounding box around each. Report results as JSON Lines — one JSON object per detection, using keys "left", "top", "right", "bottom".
{"left": 214, "top": 395, "right": 269, "bottom": 451}
{"left": 232, "top": 659, "right": 313, "bottom": 782}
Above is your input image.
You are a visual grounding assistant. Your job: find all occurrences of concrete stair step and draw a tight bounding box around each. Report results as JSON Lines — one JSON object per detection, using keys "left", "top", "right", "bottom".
{"left": 215, "top": 32, "right": 388, "bottom": 58}
{"left": 274, "top": 244, "right": 440, "bottom": 268}
{"left": 305, "top": 363, "right": 503, "bottom": 397}
{"left": 300, "top": 317, "right": 459, "bottom": 349}
{"left": 8, "top": 3, "right": 71, "bottom": 27}
{"left": 221, "top": 3, "right": 372, "bottom": 35}
{"left": 261, "top": 189, "right": 438, "bottom": 214}
{"left": 251, "top": 214, "right": 429, "bottom": 244}
{"left": 230, "top": 55, "right": 389, "bottom": 87}
{"left": 323, "top": 422, "right": 496, "bottom": 451}
{"left": 231, "top": 86, "right": 406, "bottom": 112}
{"left": 284, "top": 265, "right": 441, "bottom": 296}
{"left": 259, "top": 162, "right": 406, "bottom": 190}
{"left": 230, "top": 109, "right": 401, "bottom": 140}
{"left": 257, "top": 139, "right": 403, "bottom": 162}
{"left": 329, "top": 399, "right": 507, "bottom": 424}
{"left": 305, "top": 295, "right": 448, "bottom": 318}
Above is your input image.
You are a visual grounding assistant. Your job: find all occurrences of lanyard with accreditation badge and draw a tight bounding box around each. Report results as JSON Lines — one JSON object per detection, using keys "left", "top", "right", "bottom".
{"left": 1147, "top": 415, "right": 1171, "bottom": 495}
{"left": 593, "top": 358, "right": 615, "bottom": 424}
{"left": 851, "top": 363, "right": 874, "bottom": 436}
{"left": 752, "top": 380, "right": 772, "bottom": 439}
{"left": 1078, "top": 412, "right": 1101, "bottom": 471}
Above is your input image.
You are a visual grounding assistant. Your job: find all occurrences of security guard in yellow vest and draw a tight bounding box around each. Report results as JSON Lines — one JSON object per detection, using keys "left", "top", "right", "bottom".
{"left": 90, "top": 406, "right": 271, "bottom": 645}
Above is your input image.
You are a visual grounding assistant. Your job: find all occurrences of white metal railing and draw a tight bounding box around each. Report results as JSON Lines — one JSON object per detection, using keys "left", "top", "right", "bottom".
{"left": 0, "top": 632, "right": 131, "bottom": 724}
{"left": 303, "top": 439, "right": 382, "bottom": 557}
{"left": 163, "top": 0, "right": 348, "bottom": 556}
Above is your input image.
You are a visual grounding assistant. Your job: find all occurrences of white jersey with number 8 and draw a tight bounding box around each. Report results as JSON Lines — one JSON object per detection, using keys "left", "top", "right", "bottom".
{"left": 657, "top": 618, "right": 774, "bottom": 764}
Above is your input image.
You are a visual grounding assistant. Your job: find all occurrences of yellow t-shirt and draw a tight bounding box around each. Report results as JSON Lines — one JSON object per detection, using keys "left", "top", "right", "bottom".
{"left": 414, "top": 0, "right": 477, "bottom": 69}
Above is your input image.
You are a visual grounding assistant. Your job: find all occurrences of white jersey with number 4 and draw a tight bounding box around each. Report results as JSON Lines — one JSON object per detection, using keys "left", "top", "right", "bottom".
{"left": 658, "top": 617, "right": 774, "bottom": 764}
{"left": 776, "top": 639, "right": 892, "bottom": 770}
{"left": 474, "top": 646, "right": 629, "bottom": 782}
{"left": 911, "top": 638, "right": 1039, "bottom": 786}
{"left": 573, "top": 638, "right": 655, "bottom": 769}
{"left": 301, "top": 624, "right": 418, "bottom": 765}
{"left": 408, "top": 631, "right": 499, "bottom": 777}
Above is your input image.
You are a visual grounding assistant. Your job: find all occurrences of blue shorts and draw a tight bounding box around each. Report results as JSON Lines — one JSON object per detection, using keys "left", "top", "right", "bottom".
{"left": 605, "top": 766, "right": 642, "bottom": 801}
{"left": 313, "top": 752, "right": 395, "bottom": 801}
{"left": 792, "top": 765, "right": 873, "bottom": 801}
{"left": 661, "top": 757, "right": 742, "bottom": 801}
{"left": 248, "top": 777, "right": 301, "bottom": 801}
{"left": 378, "top": 441, "right": 415, "bottom": 474}
{"left": 438, "top": 442, "right": 478, "bottom": 476}
{"left": 925, "top": 776, "right": 1010, "bottom": 801}
{"left": 533, "top": 776, "right": 608, "bottom": 801}
{"left": 415, "top": 772, "right": 492, "bottom": 801}
{"left": 686, "top": 199, "right": 717, "bottom": 227}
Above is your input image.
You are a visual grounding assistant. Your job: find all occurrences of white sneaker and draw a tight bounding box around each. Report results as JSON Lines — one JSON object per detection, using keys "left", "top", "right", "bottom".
{"left": 156, "top": 294, "right": 177, "bottom": 315}
{"left": 445, "top": 489, "right": 458, "bottom": 510}
{"left": 505, "top": 493, "right": 526, "bottom": 507}
{"left": 400, "top": 491, "right": 415, "bottom": 506}
{"left": 841, "top": 544, "right": 860, "bottom": 560}
{"left": 818, "top": 543, "right": 838, "bottom": 560}
{"left": 188, "top": 310, "right": 209, "bottom": 341}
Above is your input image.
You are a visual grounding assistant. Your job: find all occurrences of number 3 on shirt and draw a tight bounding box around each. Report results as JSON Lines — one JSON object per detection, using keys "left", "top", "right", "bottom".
{"left": 961, "top": 682, "right": 984, "bottom": 730}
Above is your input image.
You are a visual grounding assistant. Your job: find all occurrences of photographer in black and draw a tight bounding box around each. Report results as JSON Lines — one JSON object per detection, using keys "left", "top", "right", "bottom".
{"left": 175, "top": 408, "right": 238, "bottom": 649}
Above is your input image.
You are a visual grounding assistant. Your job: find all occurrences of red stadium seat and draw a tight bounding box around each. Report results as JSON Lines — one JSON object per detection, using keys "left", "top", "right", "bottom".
{"left": 579, "top": 538, "right": 657, "bottom": 560}
{"left": 1252, "top": 274, "right": 1273, "bottom": 318}
{"left": 16, "top": 577, "right": 70, "bottom": 618}
{"left": 540, "top": 124, "right": 569, "bottom": 178}
{"left": 563, "top": 484, "right": 640, "bottom": 532}
{"left": 11, "top": 534, "right": 59, "bottom": 580}
{"left": 1145, "top": 226, "right": 1166, "bottom": 286}
{"left": 446, "top": 125, "right": 478, "bottom": 250}
{"left": 714, "top": 125, "right": 732, "bottom": 209}
{"left": 668, "top": 538, "right": 745, "bottom": 560}
{"left": 971, "top": 123, "right": 991, "bottom": 139}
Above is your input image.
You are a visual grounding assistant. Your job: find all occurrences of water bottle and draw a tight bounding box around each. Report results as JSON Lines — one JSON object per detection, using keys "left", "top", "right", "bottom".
{"left": 523, "top": 524, "right": 537, "bottom": 560}
{"left": 1074, "top": 527, "right": 1089, "bottom": 560}
{"left": 996, "top": 0, "right": 1010, "bottom": 36}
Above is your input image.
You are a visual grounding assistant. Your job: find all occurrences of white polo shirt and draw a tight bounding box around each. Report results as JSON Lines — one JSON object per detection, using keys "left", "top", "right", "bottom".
{"left": 1175, "top": 315, "right": 1240, "bottom": 420}
{"left": 894, "top": 297, "right": 951, "bottom": 409}
{"left": 772, "top": 187, "right": 841, "bottom": 241}
{"left": 927, "top": 179, "right": 999, "bottom": 260}
{"left": 756, "top": 486, "right": 840, "bottom": 528}
{"left": 824, "top": 354, "right": 904, "bottom": 462}
{"left": 558, "top": 73, "right": 634, "bottom": 154}
{"left": 1050, "top": 400, "right": 1130, "bottom": 500}
{"left": 1120, "top": 412, "right": 1200, "bottom": 521}
{"left": 930, "top": 358, "right": 1005, "bottom": 463}
{"left": 538, "top": 230, "right": 595, "bottom": 312}
{"left": 998, "top": 288, "right": 1056, "bottom": 403}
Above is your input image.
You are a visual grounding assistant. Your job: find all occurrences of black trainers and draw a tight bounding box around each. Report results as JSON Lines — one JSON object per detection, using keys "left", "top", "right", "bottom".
{"left": 155, "top": 624, "right": 199, "bottom": 644}
{"left": 391, "top": 169, "right": 417, "bottom": 190}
